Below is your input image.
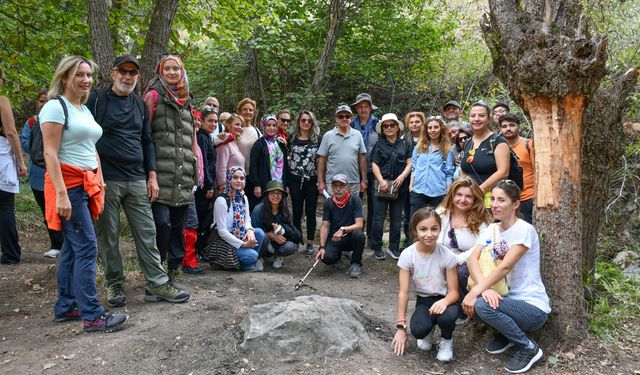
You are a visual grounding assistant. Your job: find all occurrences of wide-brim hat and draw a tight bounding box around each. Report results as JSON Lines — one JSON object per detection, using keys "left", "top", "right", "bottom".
{"left": 264, "top": 180, "right": 287, "bottom": 196}
{"left": 443, "top": 100, "right": 461, "bottom": 110}
{"left": 376, "top": 113, "right": 405, "bottom": 133}
{"left": 351, "top": 93, "right": 378, "bottom": 110}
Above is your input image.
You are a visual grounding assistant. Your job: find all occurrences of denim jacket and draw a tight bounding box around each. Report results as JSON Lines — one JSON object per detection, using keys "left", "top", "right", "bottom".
{"left": 411, "top": 145, "right": 455, "bottom": 197}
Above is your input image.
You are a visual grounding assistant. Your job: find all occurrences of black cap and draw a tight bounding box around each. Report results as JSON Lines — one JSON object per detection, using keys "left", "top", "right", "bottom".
{"left": 443, "top": 100, "right": 461, "bottom": 110}
{"left": 113, "top": 55, "right": 140, "bottom": 69}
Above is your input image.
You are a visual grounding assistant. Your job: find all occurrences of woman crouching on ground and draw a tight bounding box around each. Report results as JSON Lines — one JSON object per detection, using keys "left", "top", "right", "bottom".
{"left": 41, "top": 56, "right": 127, "bottom": 332}
{"left": 392, "top": 207, "right": 459, "bottom": 362}
{"left": 462, "top": 180, "right": 550, "bottom": 374}
{"left": 251, "top": 180, "right": 301, "bottom": 271}
{"left": 212, "top": 167, "right": 265, "bottom": 271}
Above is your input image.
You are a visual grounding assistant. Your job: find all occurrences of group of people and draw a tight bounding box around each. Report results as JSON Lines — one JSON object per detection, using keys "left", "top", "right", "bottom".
{"left": 0, "top": 54, "right": 546, "bottom": 373}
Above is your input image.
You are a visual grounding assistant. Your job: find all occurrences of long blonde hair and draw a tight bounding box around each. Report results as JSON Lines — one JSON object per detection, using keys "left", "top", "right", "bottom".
{"left": 416, "top": 116, "right": 450, "bottom": 157}
{"left": 48, "top": 56, "right": 97, "bottom": 104}
{"left": 439, "top": 177, "right": 491, "bottom": 234}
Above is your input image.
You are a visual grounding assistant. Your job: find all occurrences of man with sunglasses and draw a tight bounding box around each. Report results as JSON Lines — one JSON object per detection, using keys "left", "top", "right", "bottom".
{"left": 87, "top": 55, "right": 190, "bottom": 308}
{"left": 317, "top": 105, "right": 367, "bottom": 197}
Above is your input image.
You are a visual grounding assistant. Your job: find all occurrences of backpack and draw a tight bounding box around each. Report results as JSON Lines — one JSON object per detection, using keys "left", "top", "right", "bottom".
{"left": 30, "top": 97, "right": 68, "bottom": 168}
{"left": 90, "top": 88, "right": 146, "bottom": 125}
{"left": 464, "top": 134, "right": 524, "bottom": 190}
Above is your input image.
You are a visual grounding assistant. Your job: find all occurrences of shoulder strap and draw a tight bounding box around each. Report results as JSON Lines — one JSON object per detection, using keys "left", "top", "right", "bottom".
{"left": 92, "top": 88, "right": 109, "bottom": 125}
{"left": 56, "top": 97, "right": 69, "bottom": 129}
{"left": 525, "top": 138, "right": 532, "bottom": 159}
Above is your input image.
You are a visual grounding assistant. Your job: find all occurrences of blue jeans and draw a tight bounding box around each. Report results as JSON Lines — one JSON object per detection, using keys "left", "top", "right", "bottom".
{"left": 237, "top": 228, "right": 265, "bottom": 270}
{"left": 54, "top": 186, "right": 105, "bottom": 321}
{"left": 475, "top": 297, "right": 548, "bottom": 347}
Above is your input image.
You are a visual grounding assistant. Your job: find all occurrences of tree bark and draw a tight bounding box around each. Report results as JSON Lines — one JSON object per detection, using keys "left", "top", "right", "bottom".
{"left": 481, "top": 0, "right": 614, "bottom": 342}
{"left": 87, "top": 0, "right": 115, "bottom": 87}
{"left": 245, "top": 47, "right": 267, "bottom": 112}
{"left": 139, "top": 0, "right": 180, "bottom": 90}
{"left": 310, "top": 0, "right": 344, "bottom": 99}
{"left": 581, "top": 68, "right": 640, "bottom": 273}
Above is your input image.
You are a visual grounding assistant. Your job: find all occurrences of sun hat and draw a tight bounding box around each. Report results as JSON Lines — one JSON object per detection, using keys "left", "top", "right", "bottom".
{"left": 375, "top": 113, "right": 405, "bottom": 133}
{"left": 351, "top": 93, "right": 378, "bottom": 110}
{"left": 264, "top": 180, "right": 287, "bottom": 196}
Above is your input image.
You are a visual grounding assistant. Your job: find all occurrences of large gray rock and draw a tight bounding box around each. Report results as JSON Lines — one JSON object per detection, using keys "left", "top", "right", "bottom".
{"left": 241, "top": 295, "right": 369, "bottom": 362}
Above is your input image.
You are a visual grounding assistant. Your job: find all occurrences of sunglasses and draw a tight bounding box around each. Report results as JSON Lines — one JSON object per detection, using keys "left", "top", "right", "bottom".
{"left": 466, "top": 149, "right": 476, "bottom": 164}
{"left": 501, "top": 179, "right": 517, "bottom": 187}
{"left": 448, "top": 227, "right": 459, "bottom": 249}
{"left": 382, "top": 123, "right": 397, "bottom": 129}
{"left": 115, "top": 68, "right": 139, "bottom": 76}
{"left": 300, "top": 118, "right": 313, "bottom": 124}
{"left": 458, "top": 136, "right": 469, "bottom": 143}
{"left": 336, "top": 114, "right": 352, "bottom": 120}
{"left": 279, "top": 118, "right": 291, "bottom": 123}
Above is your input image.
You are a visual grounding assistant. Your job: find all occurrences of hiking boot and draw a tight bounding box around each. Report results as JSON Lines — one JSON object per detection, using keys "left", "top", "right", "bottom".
{"left": 167, "top": 269, "right": 182, "bottom": 288}
{"left": 144, "top": 282, "right": 190, "bottom": 303}
{"left": 437, "top": 338, "right": 454, "bottom": 362}
{"left": 83, "top": 311, "right": 128, "bottom": 333}
{"left": 182, "top": 265, "right": 204, "bottom": 274}
{"left": 256, "top": 258, "right": 264, "bottom": 272}
{"left": 386, "top": 248, "right": 401, "bottom": 260}
{"left": 107, "top": 285, "right": 126, "bottom": 308}
{"left": 43, "top": 249, "right": 61, "bottom": 258}
{"left": 306, "top": 243, "right": 314, "bottom": 255}
{"left": 272, "top": 256, "right": 283, "bottom": 269}
{"left": 374, "top": 249, "right": 386, "bottom": 260}
{"left": 505, "top": 343, "right": 543, "bottom": 374}
{"left": 417, "top": 330, "right": 434, "bottom": 351}
{"left": 333, "top": 259, "right": 346, "bottom": 270}
{"left": 349, "top": 263, "right": 361, "bottom": 278}
{"left": 55, "top": 308, "right": 81, "bottom": 323}
{"left": 485, "top": 334, "right": 513, "bottom": 354}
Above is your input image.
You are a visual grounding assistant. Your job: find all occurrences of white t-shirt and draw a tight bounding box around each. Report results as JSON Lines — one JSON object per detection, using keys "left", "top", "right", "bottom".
{"left": 397, "top": 243, "right": 458, "bottom": 297}
{"left": 476, "top": 220, "right": 551, "bottom": 313}
{"left": 438, "top": 211, "right": 488, "bottom": 253}
{"left": 39, "top": 96, "right": 102, "bottom": 169}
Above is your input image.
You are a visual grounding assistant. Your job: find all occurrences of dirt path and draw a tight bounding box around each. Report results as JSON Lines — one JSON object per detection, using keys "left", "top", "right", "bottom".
{"left": 1, "top": 227, "right": 638, "bottom": 374}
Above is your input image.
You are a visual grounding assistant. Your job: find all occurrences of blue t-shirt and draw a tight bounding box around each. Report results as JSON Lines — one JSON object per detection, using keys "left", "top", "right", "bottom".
{"left": 39, "top": 96, "right": 102, "bottom": 169}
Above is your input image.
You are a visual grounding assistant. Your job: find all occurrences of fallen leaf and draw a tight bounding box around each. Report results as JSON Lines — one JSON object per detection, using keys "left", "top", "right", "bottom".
{"left": 43, "top": 362, "right": 57, "bottom": 370}
{"left": 548, "top": 356, "right": 559, "bottom": 365}
{"left": 62, "top": 354, "right": 76, "bottom": 360}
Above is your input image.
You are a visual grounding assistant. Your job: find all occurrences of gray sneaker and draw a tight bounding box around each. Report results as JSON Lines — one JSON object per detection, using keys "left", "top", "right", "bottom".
{"left": 349, "top": 263, "right": 361, "bottom": 278}
{"left": 107, "top": 285, "right": 126, "bottom": 307}
{"left": 144, "top": 282, "right": 190, "bottom": 303}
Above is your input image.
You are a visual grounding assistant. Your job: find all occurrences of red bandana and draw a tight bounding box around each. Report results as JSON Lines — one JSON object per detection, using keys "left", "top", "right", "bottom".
{"left": 332, "top": 191, "right": 350, "bottom": 209}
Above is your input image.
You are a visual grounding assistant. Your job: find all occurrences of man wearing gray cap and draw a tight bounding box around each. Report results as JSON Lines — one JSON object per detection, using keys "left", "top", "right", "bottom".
{"left": 316, "top": 174, "right": 365, "bottom": 278}
{"left": 87, "top": 55, "right": 190, "bottom": 308}
{"left": 442, "top": 100, "right": 470, "bottom": 142}
{"left": 317, "top": 105, "right": 367, "bottom": 196}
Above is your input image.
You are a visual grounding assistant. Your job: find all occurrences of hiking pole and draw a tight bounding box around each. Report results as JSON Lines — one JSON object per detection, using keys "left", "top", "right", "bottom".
{"left": 294, "top": 259, "right": 320, "bottom": 290}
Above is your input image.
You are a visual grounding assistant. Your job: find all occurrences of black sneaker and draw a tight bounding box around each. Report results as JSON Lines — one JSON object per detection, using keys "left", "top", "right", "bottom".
{"left": 182, "top": 265, "right": 204, "bottom": 274}
{"left": 374, "top": 249, "right": 386, "bottom": 260}
{"left": 485, "top": 334, "right": 513, "bottom": 354}
{"left": 386, "top": 249, "right": 401, "bottom": 260}
{"left": 505, "top": 343, "right": 543, "bottom": 373}
{"left": 83, "top": 311, "right": 128, "bottom": 333}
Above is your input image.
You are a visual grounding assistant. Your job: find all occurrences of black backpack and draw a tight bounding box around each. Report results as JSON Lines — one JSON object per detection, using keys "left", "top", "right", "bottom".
{"left": 30, "top": 97, "right": 68, "bottom": 169}
{"left": 90, "top": 88, "right": 146, "bottom": 125}
{"left": 464, "top": 133, "right": 524, "bottom": 190}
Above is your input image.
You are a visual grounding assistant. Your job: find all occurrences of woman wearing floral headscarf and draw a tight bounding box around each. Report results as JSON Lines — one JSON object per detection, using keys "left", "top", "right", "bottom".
{"left": 248, "top": 114, "right": 289, "bottom": 204}
{"left": 143, "top": 55, "right": 198, "bottom": 282}
{"left": 213, "top": 167, "right": 265, "bottom": 271}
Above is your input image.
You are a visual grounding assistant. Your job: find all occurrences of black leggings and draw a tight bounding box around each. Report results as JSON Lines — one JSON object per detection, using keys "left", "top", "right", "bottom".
{"left": 289, "top": 174, "right": 319, "bottom": 242}
{"left": 410, "top": 295, "right": 458, "bottom": 340}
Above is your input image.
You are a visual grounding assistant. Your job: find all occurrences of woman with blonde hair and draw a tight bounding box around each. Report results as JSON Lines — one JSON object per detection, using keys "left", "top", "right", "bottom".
{"left": 409, "top": 116, "right": 455, "bottom": 215}
{"left": 40, "top": 56, "right": 128, "bottom": 332}
{"left": 235, "top": 97, "right": 262, "bottom": 208}
{"left": 401, "top": 111, "right": 425, "bottom": 248}
{"left": 0, "top": 69, "right": 28, "bottom": 265}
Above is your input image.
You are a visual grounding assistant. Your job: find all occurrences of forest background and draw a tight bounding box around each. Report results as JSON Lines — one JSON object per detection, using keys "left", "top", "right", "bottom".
{"left": 1, "top": 0, "right": 639, "bottom": 345}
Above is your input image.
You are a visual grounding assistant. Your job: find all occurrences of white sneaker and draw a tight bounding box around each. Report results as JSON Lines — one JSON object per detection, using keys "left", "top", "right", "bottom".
{"left": 43, "top": 249, "right": 61, "bottom": 258}
{"left": 256, "top": 259, "right": 264, "bottom": 272}
{"left": 272, "top": 256, "right": 283, "bottom": 269}
{"left": 417, "top": 330, "right": 434, "bottom": 351}
{"left": 436, "top": 338, "right": 454, "bottom": 362}
{"left": 267, "top": 243, "right": 275, "bottom": 254}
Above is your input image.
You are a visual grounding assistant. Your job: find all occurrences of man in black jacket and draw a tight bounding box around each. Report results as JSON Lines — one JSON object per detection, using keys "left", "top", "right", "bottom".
{"left": 88, "top": 55, "right": 189, "bottom": 308}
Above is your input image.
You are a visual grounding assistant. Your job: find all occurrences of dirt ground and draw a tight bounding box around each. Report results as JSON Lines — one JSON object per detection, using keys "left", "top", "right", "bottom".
{"left": 1, "top": 220, "right": 639, "bottom": 375}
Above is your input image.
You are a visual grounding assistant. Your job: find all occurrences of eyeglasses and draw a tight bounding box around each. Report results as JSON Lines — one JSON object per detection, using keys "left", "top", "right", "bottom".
{"left": 115, "top": 68, "right": 139, "bottom": 76}
{"left": 466, "top": 149, "right": 476, "bottom": 164}
{"left": 448, "top": 227, "right": 459, "bottom": 249}
{"left": 382, "top": 123, "right": 397, "bottom": 129}
{"left": 279, "top": 118, "right": 291, "bottom": 123}
{"left": 269, "top": 190, "right": 284, "bottom": 196}
{"left": 336, "top": 114, "right": 352, "bottom": 120}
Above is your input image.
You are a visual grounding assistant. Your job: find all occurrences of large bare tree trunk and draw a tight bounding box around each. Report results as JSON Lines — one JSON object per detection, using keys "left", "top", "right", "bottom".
{"left": 581, "top": 68, "right": 639, "bottom": 273}
{"left": 87, "top": 0, "right": 115, "bottom": 87}
{"left": 139, "top": 0, "right": 180, "bottom": 89}
{"left": 245, "top": 47, "right": 267, "bottom": 112}
{"left": 481, "top": 0, "right": 610, "bottom": 342}
{"left": 310, "top": 0, "right": 345, "bottom": 99}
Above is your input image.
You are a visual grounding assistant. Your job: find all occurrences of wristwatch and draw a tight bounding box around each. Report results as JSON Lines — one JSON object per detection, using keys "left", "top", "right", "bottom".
{"left": 396, "top": 322, "right": 407, "bottom": 330}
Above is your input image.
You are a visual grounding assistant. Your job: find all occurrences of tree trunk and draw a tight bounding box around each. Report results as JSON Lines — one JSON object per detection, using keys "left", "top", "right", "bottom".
{"left": 581, "top": 68, "right": 640, "bottom": 273}
{"left": 481, "top": 0, "right": 611, "bottom": 342}
{"left": 245, "top": 47, "right": 267, "bottom": 112}
{"left": 87, "top": 0, "right": 115, "bottom": 87}
{"left": 310, "top": 0, "right": 344, "bottom": 100}
{"left": 139, "top": 0, "right": 180, "bottom": 90}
